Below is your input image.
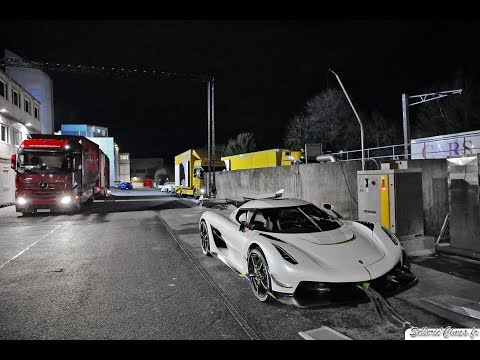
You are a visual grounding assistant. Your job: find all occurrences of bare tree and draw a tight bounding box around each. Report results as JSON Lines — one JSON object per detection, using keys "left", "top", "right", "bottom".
{"left": 224, "top": 132, "right": 257, "bottom": 156}
{"left": 285, "top": 88, "right": 360, "bottom": 152}
{"left": 367, "top": 108, "right": 396, "bottom": 148}
{"left": 284, "top": 115, "right": 320, "bottom": 149}
{"left": 413, "top": 69, "right": 480, "bottom": 138}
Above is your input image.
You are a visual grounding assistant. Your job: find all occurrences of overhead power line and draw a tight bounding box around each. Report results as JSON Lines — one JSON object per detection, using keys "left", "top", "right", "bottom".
{"left": 0, "top": 57, "right": 212, "bottom": 82}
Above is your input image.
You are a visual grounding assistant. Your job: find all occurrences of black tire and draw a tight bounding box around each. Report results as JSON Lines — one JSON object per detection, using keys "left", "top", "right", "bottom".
{"left": 247, "top": 248, "right": 274, "bottom": 302}
{"left": 193, "top": 188, "right": 199, "bottom": 199}
{"left": 199, "top": 220, "right": 212, "bottom": 257}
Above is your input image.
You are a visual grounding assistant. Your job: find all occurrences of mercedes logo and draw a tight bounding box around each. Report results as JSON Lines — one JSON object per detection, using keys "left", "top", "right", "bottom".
{"left": 39, "top": 181, "right": 48, "bottom": 189}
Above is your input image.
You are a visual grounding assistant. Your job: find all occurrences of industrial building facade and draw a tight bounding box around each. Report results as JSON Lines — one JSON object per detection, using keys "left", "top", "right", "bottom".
{"left": 0, "top": 70, "right": 42, "bottom": 206}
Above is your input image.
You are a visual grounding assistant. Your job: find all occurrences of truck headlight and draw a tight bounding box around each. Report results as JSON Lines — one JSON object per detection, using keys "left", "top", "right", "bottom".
{"left": 200, "top": 188, "right": 205, "bottom": 194}
{"left": 17, "top": 197, "right": 27, "bottom": 205}
{"left": 60, "top": 196, "right": 72, "bottom": 204}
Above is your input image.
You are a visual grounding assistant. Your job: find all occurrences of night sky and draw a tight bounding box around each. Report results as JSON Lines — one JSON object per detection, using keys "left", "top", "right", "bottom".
{"left": 1, "top": 19, "right": 479, "bottom": 163}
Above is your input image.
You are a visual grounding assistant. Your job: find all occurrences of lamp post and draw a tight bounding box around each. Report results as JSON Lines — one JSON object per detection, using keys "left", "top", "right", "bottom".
{"left": 329, "top": 69, "right": 365, "bottom": 171}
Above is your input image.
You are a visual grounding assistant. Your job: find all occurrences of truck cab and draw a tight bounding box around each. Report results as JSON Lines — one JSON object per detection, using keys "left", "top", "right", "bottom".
{"left": 174, "top": 148, "right": 225, "bottom": 198}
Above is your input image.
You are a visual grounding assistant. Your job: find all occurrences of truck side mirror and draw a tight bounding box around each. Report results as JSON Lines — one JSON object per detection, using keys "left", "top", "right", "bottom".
{"left": 10, "top": 154, "right": 16, "bottom": 170}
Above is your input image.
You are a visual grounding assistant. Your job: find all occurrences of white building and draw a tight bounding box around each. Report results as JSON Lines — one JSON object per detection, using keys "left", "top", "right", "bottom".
{"left": 0, "top": 70, "right": 42, "bottom": 206}
{"left": 119, "top": 153, "right": 131, "bottom": 183}
{"left": 4, "top": 49, "right": 55, "bottom": 135}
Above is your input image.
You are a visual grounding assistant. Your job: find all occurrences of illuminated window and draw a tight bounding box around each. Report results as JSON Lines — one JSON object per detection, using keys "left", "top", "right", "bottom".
{"left": 12, "top": 89, "right": 20, "bottom": 107}
{"left": 120, "top": 154, "right": 129, "bottom": 160}
{"left": 0, "top": 79, "right": 6, "bottom": 99}
{"left": 24, "top": 98, "right": 31, "bottom": 114}
{"left": 1, "top": 124, "right": 9, "bottom": 143}
{"left": 13, "top": 129, "right": 21, "bottom": 146}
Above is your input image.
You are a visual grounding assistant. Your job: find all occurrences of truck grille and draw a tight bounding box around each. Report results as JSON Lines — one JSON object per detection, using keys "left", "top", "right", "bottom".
{"left": 29, "top": 189, "right": 63, "bottom": 199}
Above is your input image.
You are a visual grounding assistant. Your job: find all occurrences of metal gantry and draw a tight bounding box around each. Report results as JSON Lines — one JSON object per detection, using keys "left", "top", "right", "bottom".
{"left": 402, "top": 89, "right": 463, "bottom": 159}
{"left": 0, "top": 57, "right": 218, "bottom": 197}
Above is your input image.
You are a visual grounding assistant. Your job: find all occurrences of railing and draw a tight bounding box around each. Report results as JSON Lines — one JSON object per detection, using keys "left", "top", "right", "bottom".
{"left": 332, "top": 141, "right": 480, "bottom": 162}
{"left": 332, "top": 144, "right": 408, "bottom": 162}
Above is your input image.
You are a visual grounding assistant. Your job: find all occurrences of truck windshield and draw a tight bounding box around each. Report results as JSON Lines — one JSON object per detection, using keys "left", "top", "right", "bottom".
{"left": 18, "top": 151, "right": 72, "bottom": 173}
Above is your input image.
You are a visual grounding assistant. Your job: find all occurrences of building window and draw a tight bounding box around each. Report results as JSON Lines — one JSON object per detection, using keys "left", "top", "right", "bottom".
{"left": 34, "top": 106, "right": 39, "bottom": 120}
{"left": 1, "top": 124, "right": 9, "bottom": 143}
{"left": 12, "top": 89, "right": 20, "bottom": 107}
{"left": 24, "top": 98, "right": 31, "bottom": 114}
{"left": 13, "top": 129, "right": 21, "bottom": 146}
{"left": 0, "top": 79, "right": 6, "bottom": 99}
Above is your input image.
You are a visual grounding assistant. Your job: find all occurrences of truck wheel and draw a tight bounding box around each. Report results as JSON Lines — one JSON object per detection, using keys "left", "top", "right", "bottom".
{"left": 193, "top": 189, "right": 199, "bottom": 199}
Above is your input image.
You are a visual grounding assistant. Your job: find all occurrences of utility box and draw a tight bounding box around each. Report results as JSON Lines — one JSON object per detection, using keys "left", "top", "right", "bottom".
{"left": 447, "top": 155, "right": 480, "bottom": 253}
{"left": 357, "top": 169, "right": 424, "bottom": 239}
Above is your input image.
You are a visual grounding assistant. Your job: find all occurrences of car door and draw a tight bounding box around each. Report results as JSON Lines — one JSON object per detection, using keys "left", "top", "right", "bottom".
{"left": 215, "top": 209, "right": 254, "bottom": 274}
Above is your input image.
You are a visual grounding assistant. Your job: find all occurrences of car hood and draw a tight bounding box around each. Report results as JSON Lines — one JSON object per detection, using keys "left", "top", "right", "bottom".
{"left": 260, "top": 224, "right": 385, "bottom": 267}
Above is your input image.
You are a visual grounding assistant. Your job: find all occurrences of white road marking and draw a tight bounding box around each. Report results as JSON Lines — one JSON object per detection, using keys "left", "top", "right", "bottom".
{"left": 0, "top": 225, "right": 62, "bottom": 270}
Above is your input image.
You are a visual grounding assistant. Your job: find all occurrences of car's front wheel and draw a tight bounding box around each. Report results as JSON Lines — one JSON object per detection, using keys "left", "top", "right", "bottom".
{"left": 200, "top": 220, "right": 212, "bottom": 257}
{"left": 247, "top": 248, "right": 273, "bottom": 302}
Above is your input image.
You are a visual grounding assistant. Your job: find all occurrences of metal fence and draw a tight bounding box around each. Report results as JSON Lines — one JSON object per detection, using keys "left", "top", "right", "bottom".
{"left": 332, "top": 142, "right": 480, "bottom": 162}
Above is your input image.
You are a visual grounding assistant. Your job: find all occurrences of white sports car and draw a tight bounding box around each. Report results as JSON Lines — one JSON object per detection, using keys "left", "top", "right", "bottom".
{"left": 199, "top": 194, "right": 417, "bottom": 307}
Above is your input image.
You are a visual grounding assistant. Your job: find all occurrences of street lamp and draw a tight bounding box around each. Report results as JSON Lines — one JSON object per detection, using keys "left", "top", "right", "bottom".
{"left": 329, "top": 69, "right": 365, "bottom": 171}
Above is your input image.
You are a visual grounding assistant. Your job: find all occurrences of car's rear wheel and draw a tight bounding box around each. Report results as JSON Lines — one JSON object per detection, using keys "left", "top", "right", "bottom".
{"left": 200, "top": 220, "right": 212, "bottom": 257}
{"left": 247, "top": 248, "right": 273, "bottom": 302}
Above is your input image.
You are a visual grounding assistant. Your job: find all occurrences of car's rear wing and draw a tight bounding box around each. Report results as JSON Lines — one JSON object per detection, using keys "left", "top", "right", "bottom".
{"left": 199, "top": 189, "right": 285, "bottom": 209}
{"left": 243, "top": 189, "right": 284, "bottom": 201}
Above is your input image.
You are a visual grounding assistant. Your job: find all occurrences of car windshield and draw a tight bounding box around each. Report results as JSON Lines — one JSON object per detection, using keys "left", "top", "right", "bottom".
{"left": 18, "top": 151, "right": 72, "bottom": 173}
{"left": 250, "top": 205, "right": 342, "bottom": 233}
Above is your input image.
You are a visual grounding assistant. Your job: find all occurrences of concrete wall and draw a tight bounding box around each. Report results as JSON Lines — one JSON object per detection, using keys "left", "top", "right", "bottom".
{"left": 214, "top": 159, "right": 449, "bottom": 237}
{"left": 215, "top": 161, "right": 362, "bottom": 220}
{"left": 405, "top": 159, "right": 449, "bottom": 237}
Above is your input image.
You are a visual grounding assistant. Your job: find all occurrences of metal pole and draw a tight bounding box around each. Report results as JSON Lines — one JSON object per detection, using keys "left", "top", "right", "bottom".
{"left": 402, "top": 93, "right": 410, "bottom": 160}
{"left": 211, "top": 78, "right": 216, "bottom": 198}
{"left": 207, "top": 80, "right": 211, "bottom": 197}
{"left": 329, "top": 69, "right": 365, "bottom": 171}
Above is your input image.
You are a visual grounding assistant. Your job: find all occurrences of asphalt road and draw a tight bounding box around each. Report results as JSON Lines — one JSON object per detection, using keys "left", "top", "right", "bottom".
{"left": 0, "top": 189, "right": 466, "bottom": 340}
{"left": 0, "top": 191, "right": 249, "bottom": 340}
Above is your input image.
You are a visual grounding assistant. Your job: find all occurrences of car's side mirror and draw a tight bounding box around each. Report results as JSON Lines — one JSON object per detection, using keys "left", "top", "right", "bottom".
{"left": 239, "top": 223, "right": 246, "bottom": 232}
{"left": 323, "top": 203, "right": 343, "bottom": 219}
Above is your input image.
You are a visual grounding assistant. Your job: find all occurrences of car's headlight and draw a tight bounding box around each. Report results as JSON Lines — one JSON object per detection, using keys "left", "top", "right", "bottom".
{"left": 381, "top": 225, "right": 399, "bottom": 245}
{"left": 200, "top": 188, "right": 206, "bottom": 194}
{"left": 17, "top": 197, "right": 27, "bottom": 205}
{"left": 60, "top": 196, "right": 72, "bottom": 204}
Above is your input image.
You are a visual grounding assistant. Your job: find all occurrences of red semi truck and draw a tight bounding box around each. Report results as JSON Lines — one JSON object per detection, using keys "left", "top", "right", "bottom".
{"left": 10, "top": 134, "right": 110, "bottom": 215}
